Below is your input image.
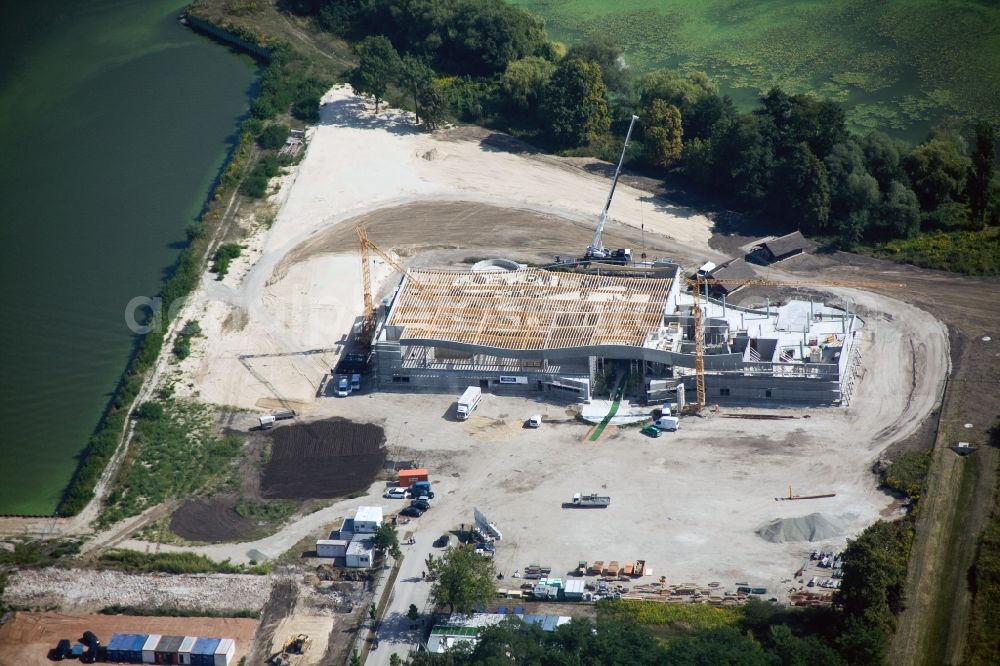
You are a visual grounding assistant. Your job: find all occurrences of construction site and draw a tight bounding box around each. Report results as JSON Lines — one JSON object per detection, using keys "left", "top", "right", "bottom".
{"left": 3, "top": 86, "right": 969, "bottom": 666}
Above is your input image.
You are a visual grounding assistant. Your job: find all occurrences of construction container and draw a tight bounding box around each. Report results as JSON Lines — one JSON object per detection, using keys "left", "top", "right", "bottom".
{"left": 142, "top": 635, "right": 162, "bottom": 664}
{"left": 213, "top": 639, "right": 236, "bottom": 666}
{"left": 397, "top": 468, "right": 429, "bottom": 487}
{"left": 130, "top": 634, "right": 149, "bottom": 663}
{"left": 177, "top": 636, "right": 197, "bottom": 665}
{"left": 155, "top": 635, "right": 184, "bottom": 664}
{"left": 316, "top": 539, "right": 348, "bottom": 558}
{"left": 564, "top": 579, "right": 585, "bottom": 600}
{"left": 107, "top": 634, "right": 127, "bottom": 662}
{"left": 191, "top": 637, "right": 221, "bottom": 666}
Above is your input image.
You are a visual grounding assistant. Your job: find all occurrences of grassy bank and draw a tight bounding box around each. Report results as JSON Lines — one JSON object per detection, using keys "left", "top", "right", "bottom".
{"left": 98, "top": 549, "right": 270, "bottom": 575}
{"left": 99, "top": 398, "right": 244, "bottom": 526}
{"left": 100, "top": 605, "right": 260, "bottom": 618}
{"left": 863, "top": 227, "right": 1000, "bottom": 276}
{"left": 963, "top": 424, "right": 1000, "bottom": 665}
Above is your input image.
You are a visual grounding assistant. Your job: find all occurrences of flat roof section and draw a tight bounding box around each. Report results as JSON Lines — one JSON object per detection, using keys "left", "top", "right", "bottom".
{"left": 388, "top": 269, "right": 674, "bottom": 351}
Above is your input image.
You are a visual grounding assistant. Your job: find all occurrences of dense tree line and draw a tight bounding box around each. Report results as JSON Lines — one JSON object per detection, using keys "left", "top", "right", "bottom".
{"left": 285, "top": 0, "right": 999, "bottom": 263}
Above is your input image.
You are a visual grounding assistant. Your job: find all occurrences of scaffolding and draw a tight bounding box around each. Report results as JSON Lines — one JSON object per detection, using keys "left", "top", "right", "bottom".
{"left": 387, "top": 269, "right": 674, "bottom": 351}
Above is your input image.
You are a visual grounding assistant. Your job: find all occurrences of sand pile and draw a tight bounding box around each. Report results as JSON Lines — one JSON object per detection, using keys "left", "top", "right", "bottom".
{"left": 755, "top": 513, "right": 851, "bottom": 543}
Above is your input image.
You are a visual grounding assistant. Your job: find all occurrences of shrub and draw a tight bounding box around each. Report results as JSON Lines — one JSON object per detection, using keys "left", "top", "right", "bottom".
{"left": 258, "top": 123, "right": 290, "bottom": 149}
{"left": 212, "top": 243, "right": 243, "bottom": 278}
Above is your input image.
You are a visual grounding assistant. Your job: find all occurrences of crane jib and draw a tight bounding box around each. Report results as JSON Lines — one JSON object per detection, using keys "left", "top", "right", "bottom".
{"left": 589, "top": 115, "right": 639, "bottom": 257}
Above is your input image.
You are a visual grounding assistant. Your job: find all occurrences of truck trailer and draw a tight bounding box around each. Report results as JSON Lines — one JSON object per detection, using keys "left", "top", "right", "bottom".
{"left": 456, "top": 386, "right": 482, "bottom": 420}
{"left": 571, "top": 493, "right": 611, "bottom": 508}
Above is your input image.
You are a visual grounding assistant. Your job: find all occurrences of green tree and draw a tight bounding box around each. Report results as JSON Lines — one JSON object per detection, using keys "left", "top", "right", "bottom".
{"left": 389, "top": 654, "right": 401, "bottom": 666}
{"left": 968, "top": 123, "right": 996, "bottom": 228}
{"left": 834, "top": 616, "right": 887, "bottom": 666}
{"left": 350, "top": 35, "right": 402, "bottom": 113}
{"left": 418, "top": 83, "right": 450, "bottom": 130}
{"left": 566, "top": 34, "right": 629, "bottom": 94}
{"left": 904, "top": 130, "right": 971, "bottom": 211}
{"left": 430, "top": 545, "right": 497, "bottom": 614}
{"left": 398, "top": 55, "right": 435, "bottom": 125}
{"left": 709, "top": 114, "right": 775, "bottom": 208}
{"left": 879, "top": 181, "right": 921, "bottom": 239}
{"left": 501, "top": 56, "right": 555, "bottom": 121}
{"left": 861, "top": 131, "right": 906, "bottom": 192}
{"left": 542, "top": 58, "right": 610, "bottom": 147}
{"left": 257, "top": 123, "right": 290, "bottom": 150}
{"left": 768, "top": 624, "right": 846, "bottom": 666}
{"left": 372, "top": 522, "right": 401, "bottom": 559}
{"left": 770, "top": 142, "right": 831, "bottom": 233}
{"left": 640, "top": 69, "right": 718, "bottom": 117}
{"left": 825, "top": 140, "right": 880, "bottom": 245}
{"left": 349, "top": 650, "right": 361, "bottom": 666}
{"left": 838, "top": 520, "right": 912, "bottom": 633}
{"left": 664, "top": 626, "right": 772, "bottom": 664}
{"left": 407, "top": 603, "right": 420, "bottom": 621}
{"left": 641, "top": 99, "right": 683, "bottom": 168}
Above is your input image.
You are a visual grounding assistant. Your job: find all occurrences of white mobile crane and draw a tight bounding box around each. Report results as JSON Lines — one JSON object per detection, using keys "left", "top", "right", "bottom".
{"left": 583, "top": 114, "right": 639, "bottom": 264}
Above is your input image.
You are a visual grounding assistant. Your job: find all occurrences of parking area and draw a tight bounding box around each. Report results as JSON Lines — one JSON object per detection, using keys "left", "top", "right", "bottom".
{"left": 305, "top": 388, "right": 897, "bottom": 601}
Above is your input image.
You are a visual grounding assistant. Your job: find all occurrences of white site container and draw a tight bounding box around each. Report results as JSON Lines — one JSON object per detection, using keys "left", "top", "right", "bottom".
{"left": 214, "top": 638, "right": 236, "bottom": 666}
{"left": 141, "top": 634, "right": 161, "bottom": 664}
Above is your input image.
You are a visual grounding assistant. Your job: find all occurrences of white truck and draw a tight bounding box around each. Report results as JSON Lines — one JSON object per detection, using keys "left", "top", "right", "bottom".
{"left": 456, "top": 386, "right": 482, "bottom": 420}
{"left": 571, "top": 493, "right": 611, "bottom": 508}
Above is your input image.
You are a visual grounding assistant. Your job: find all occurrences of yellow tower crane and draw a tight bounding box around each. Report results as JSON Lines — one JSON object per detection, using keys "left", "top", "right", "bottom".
{"left": 357, "top": 224, "right": 421, "bottom": 339}
{"left": 685, "top": 275, "right": 904, "bottom": 412}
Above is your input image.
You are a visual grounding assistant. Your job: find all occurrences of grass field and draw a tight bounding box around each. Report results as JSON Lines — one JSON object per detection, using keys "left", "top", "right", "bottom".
{"left": 513, "top": 0, "right": 1000, "bottom": 141}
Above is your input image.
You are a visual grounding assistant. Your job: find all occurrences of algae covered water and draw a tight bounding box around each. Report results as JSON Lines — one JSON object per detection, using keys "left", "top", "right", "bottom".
{"left": 0, "top": 0, "right": 258, "bottom": 514}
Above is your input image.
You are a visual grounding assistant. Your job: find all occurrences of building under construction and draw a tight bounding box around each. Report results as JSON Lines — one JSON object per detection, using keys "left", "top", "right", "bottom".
{"left": 370, "top": 261, "right": 865, "bottom": 406}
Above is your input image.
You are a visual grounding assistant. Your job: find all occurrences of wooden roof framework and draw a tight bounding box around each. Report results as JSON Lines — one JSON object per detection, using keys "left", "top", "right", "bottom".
{"left": 388, "top": 269, "right": 673, "bottom": 351}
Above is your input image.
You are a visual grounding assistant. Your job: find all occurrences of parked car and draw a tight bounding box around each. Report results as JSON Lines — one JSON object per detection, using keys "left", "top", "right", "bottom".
{"left": 400, "top": 506, "right": 424, "bottom": 518}
{"left": 434, "top": 534, "right": 451, "bottom": 548}
{"left": 334, "top": 376, "right": 350, "bottom": 397}
{"left": 410, "top": 499, "right": 431, "bottom": 511}
{"left": 527, "top": 414, "right": 542, "bottom": 428}
{"left": 641, "top": 424, "right": 662, "bottom": 438}
{"left": 383, "top": 487, "right": 406, "bottom": 499}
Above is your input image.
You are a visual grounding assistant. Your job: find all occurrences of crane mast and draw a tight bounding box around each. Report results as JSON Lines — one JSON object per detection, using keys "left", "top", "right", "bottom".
{"left": 585, "top": 114, "right": 639, "bottom": 261}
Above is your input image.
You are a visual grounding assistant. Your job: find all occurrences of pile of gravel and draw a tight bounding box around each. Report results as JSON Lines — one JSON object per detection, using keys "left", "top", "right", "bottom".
{"left": 755, "top": 513, "right": 850, "bottom": 543}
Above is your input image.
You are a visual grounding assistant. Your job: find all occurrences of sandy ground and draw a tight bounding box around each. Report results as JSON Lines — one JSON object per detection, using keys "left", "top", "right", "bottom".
{"left": 172, "top": 85, "right": 716, "bottom": 410}
{"left": 0, "top": 612, "right": 257, "bottom": 666}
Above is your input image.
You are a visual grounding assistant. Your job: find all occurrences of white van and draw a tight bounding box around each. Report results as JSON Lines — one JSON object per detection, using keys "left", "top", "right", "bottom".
{"left": 335, "top": 376, "right": 350, "bottom": 397}
{"left": 655, "top": 416, "right": 680, "bottom": 431}
{"left": 351, "top": 373, "right": 361, "bottom": 391}
{"left": 528, "top": 414, "right": 542, "bottom": 428}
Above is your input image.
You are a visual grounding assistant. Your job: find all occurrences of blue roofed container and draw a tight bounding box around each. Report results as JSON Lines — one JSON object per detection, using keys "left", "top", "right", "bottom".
{"left": 213, "top": 638, "right": 236, "bottom": 666}
{"left": 191, "top": 638, "right": 221, "bottom": 666}
{"left": 154, "top": 635, "right": 184, "bottom": 665}
{"left": 129, "top": 634, "right": 149, "bottom": 663}
{"left": 107, "top": 633, "right": 128, "bottom": 662}
{"left": 176, "top": 636, "right": 197, "bottom": 665}
{"left": 142, "top": 635, "right": 162, "bottom": 664}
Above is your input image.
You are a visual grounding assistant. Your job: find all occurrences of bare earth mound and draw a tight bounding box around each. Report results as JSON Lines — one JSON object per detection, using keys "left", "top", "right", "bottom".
{"left": 756, "top": 513, "right": 852, "bottom": 543}
{"left": 170, "top": 497, "right": 257, "bottom": 542}
{"left": 261, "top": 418, "right": 386, "bottom": 499}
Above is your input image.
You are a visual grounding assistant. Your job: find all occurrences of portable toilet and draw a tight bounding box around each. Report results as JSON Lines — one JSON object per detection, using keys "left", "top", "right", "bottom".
{"left": 177, "top": 636, "right": 197, "bottom": 665}
{"left": 213, "top": 638, "right": 236, "bottom": 666}
{"left": 142, "top": 635, "right": 162, "bottom": 664}
{"left": 192, "top": 638, "right": 221, "bottom": 666}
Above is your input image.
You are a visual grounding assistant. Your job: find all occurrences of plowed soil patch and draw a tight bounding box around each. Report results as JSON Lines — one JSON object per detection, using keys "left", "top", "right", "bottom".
{"left": 170, "top": 496, "right": 256, "bottom": 542}
{"left": 261, "top": 419, "right": 385, "bottom": 499}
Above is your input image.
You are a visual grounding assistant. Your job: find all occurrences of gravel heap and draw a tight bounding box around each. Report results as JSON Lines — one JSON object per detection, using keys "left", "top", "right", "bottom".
{"left": 755, "top": 513, "right": 850, "bottom": 543}
{"left": 3, "top": 567, "right": 274, "bottom": 613}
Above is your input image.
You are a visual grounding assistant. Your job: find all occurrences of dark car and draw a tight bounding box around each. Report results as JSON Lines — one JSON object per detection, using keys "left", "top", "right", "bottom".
{"left": 434, "top": 534, "right": 451, "bottom": 548}
{"left": 410, "top": 499, "right": 431, "bottom": 511}
{"left": 400, "top": 506, "right": 424, "bottom": 518}
{"left": 52, "top": 639, "right": 72, "bottom": 661}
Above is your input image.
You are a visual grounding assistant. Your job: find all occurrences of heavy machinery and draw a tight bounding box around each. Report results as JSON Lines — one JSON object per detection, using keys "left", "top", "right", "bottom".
{"left": 684, "top": 275, "right": 904, "bottom": 412}
{"left": 357, "top": 223, "right": 421, "bottom": 339}
{"left": 582, "top": 115, "right": 639, "bottom": 264}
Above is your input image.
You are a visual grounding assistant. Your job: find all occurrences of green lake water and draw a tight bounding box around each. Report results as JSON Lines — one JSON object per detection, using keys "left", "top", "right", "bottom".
{"left": 0, "top": 0, "right": 258, "bottom": 514}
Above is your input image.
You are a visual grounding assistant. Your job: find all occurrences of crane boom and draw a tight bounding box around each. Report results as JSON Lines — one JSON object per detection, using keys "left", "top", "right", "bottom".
{"left": 357, "top": 224, "right": 422, "bottom": 338}
{"left": 586, "top": 114, "right": 639, "bottom": 260}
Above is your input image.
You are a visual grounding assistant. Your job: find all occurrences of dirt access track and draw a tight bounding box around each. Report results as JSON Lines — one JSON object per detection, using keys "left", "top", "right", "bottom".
{"left": 0, "top": 612, "right": 257, "bottom": 666}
